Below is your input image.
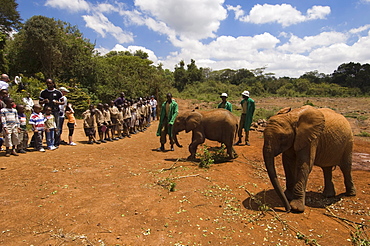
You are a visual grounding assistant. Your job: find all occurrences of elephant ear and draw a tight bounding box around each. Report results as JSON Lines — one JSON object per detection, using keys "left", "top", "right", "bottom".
{"left": 294, "top": 106, "right": 325, "bottom": 151}
{"left": 185, "top": 112, "right": 202, "bottom": 133}
{"left": 277, "top": 107, "right": 291, "bottom": 115}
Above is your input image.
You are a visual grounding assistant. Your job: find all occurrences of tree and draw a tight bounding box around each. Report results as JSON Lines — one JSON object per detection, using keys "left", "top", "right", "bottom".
{"left": 331, "top": 62, "right": 370, "bottom": 93}
{"left": 0, "top": 0, "right": 21, "bottom": 71}
{"left": 6, "top": 15, "right": 95, "bottom": 84}
{"left": 173, "top": 60, "right": 187, "bottom": 92}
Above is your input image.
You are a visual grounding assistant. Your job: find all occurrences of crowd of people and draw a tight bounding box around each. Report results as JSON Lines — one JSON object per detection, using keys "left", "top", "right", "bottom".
{"left": 0, "top": 75, "right": 159, "bottom": 156}
{"left": 81, "top": 92, "right": 157, "bottom": 145}
{"left": 1, "top": 73, "right": 256, "bottom": 157}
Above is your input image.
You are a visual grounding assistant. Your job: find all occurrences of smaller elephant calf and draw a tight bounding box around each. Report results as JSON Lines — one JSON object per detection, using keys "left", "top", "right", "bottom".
{"left": 172, "top": 109, "right": 238, "bottom": 160}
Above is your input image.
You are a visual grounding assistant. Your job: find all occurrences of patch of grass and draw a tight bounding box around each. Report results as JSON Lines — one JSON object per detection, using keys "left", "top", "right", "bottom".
{"left": 252, "top": 108, "right": 278, "bottom": 121}
{"left": 303, "top": 100, "right": 315, "bottom": 106}
{"left": 157, "top": 178, "right": 177, "bottom": 192}
{"left": 344, "top": 112, "right": 369, "bottom": 121}
{"left": 356, "top": 131, "right": 370, "bottom": 137}
{"left": 350, "top": 225, "right": 370, "bottom": 246}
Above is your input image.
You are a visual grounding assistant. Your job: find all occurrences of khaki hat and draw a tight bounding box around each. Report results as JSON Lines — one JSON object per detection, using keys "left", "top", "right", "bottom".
{"left": 220, "top": 93, "right": 228, "bottom": 98}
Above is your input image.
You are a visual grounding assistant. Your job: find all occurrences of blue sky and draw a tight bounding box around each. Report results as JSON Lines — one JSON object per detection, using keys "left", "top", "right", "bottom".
{"left": 16, "top": 0, "right": 370, "bottom": 77}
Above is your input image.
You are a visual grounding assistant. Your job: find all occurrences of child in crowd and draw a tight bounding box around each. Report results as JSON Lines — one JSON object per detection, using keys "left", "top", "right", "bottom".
{"left": 109, "top": 100, "right": 119, "bottom": 140}
{"left": 96, "top": 103, "right": 107, "bottom": 143}
{"left": 65, "top": 103, "right": 77, "bottom": 146}
{"left": 44, "top": 106, "right": 57, "bottom": 150}
{"left": 83, "top": 105, "right": 100, "bottom": 144}
{"left": 116, "top": 105, "right": 124, "bottom": 139}
{"left": 103, "top": 103, "right": 113, "bottom": 141}
{"left": 123, "top": 102, "right": 131, "bottom": 138}
{"left": 130, "top": 100, "right": 137, "bottom": 134}
{"left": 0, "top": 97, "right": 20, "bottom": 157}
{"left": 16, "top": 104, "right": 28, "bottom": 153}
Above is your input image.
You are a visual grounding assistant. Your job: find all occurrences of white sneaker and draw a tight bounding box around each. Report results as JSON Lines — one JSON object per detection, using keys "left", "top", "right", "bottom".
{"left": 69, "top": 142, "right": 77, "bottom": 146}
{"left": 48, "top": 146, "right": 57, "bottom": 150}
{"left": 39, "top": 148, "right": 46, "bottom": 152}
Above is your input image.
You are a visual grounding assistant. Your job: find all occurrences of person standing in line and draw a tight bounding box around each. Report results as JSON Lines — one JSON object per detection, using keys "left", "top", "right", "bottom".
{"left": 0, "top": 74, "right": 10, "bottom": 90}
{"left": 65, "top": 103, "right": 77, "bottom": 146}
{"left": 235, "top": 90, "right": 255, "bottom": 146}
{"left": 217, "top": 93, "right": 232, "bottom": 112}
{"left": 82, "top": 105, "right": 100, "bottom": 144}
{"left": 16, "top": 104, "right": 29, "bottom": 153}
{"left": 39, "top": 79, "right": 63, "bottom": 147}
{"left": 29, "top": 104, "right": 46, "bottom": 152}
{"left": 0, "top": 97, "right": 20, "bottom": 157}
{"left": 58, "top": 87, "right": 69, "bottom": 145}
{"left": 123, "top": 101, "right": 131, "bottom": 138}
{"left": 114, "top": 92, "right": 126, "bottom": 107}
{"left": 116, "top": 105, "right": 125, "bottom": 139}
{"left": 96, "top": 103, "right": 107, "bottom": 143}
{"left": 149, "top": 95, "right": 157, "bottom": 121}
{"left": 22, "top": 92, "right": 34, "bottom": 113}
{"left": 44, "top": 106, "right": 58, "bottom": 150}
{"left": 156, "top": 93, "right": 178, "bottom": 151}
{"left": 108, "top": 100, "right": 119, "bottom": 140}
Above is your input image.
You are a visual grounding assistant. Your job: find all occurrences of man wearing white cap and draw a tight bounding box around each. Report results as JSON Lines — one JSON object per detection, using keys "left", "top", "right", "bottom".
{"left": 217, "top": 93, "right": 232, "bottom": 112}
{"left": 235, "top": 90, "right": 255, "bottom": 146}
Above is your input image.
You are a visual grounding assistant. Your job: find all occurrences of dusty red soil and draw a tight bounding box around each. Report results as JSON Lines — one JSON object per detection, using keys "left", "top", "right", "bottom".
{"left": 0, "top": 97, "right": 369, "bottom": 246}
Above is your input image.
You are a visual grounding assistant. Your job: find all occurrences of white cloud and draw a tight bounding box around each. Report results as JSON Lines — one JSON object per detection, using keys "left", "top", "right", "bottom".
{"left": 349, "top": 24, "right": 370, "bottom": 34}
{"left": 236, "top": 4, "right": 330, "bottom": 27}
{"left": 306, "top": 6, "right": 331, "bottom": 20}
{"left": 278, "top": 32, "right": 347, "bottom": 53}
{"left": 226, "top": 5, "right": 245, "bottom": 20}
{"left": 110, "top": 44, "right": 158, "bottom": 63}
{"left": 82, "top": 13, "right": 134, "bottom": 43}
{"left": 134, "top": 0, "right": 227, "bottom": 39}
{"left": 45, "top": 0, "right": 90, "bottom": 12}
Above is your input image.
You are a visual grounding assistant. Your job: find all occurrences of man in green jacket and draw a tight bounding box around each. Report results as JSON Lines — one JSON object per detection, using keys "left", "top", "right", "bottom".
{"left": 235, "top": 90, "right": 255, "bottom": 146}
{"left": 217, "top": 93, "right": 232, "bottom": 112}
{"left": 156, "top": 93, "right": 178, "bottom": 151}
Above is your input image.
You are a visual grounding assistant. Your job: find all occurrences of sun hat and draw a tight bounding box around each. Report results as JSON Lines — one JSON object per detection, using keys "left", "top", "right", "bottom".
{"left": 241, "top": 90, "right": 250, "bottom": 97}
{"left": 59, "top": 87, "right": 70, "bottom": 92}
{"left": 220, "top": 93, "right": 228, "bottom": 98}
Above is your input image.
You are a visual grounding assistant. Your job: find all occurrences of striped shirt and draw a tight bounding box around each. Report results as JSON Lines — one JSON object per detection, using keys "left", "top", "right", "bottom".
{"left": 1, "top": 108, "right": 20, "bottom": 129}
{"left": 29, "top": 112, "right": 45, "bottom": 131}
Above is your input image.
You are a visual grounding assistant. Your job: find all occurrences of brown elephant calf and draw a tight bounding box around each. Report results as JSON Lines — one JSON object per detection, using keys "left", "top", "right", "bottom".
{"left": 263, "top": 105, "right": 356, "bottom": 212}
{"left": 172, "top": 109, "right": 238, "bottom": 160}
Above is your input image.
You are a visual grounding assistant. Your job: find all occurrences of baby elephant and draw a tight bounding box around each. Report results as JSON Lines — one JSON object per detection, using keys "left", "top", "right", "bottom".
{"left": 172, "top": 109, "right": 238, "bottom": 160}
{"left": 263, "top": 105, "right": 356, "bottom": 212}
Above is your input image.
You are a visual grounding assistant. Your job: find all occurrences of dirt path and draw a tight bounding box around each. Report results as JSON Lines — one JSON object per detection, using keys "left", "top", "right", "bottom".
{"left": 1, "top": 98, "right": 370, "bottom": 245}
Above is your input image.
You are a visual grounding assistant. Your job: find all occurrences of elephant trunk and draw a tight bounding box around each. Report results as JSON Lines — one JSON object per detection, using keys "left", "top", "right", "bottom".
{"left": 263, "top": 146, "right": 291, "bottom": 212}
{"left": 172, "top": 127, "right": 183, "bottom": 148}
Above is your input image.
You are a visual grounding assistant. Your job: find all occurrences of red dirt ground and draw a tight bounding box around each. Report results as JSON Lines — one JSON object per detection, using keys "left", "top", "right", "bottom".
{"left": 0, "top": 97, "right": 369, "bottom": 246}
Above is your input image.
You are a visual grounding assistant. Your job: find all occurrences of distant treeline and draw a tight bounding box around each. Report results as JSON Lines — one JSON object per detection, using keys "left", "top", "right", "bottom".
{"left": 1, "top": 15, "right": 369, "bottom": 115}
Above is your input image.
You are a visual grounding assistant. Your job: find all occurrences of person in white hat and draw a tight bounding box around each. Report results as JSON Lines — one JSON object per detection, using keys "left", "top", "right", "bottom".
{"left": 217, "top": 93, "right": 232, "bottom": 112}
{"left": 235, "top": 90, "right": 255, "bottom": 146}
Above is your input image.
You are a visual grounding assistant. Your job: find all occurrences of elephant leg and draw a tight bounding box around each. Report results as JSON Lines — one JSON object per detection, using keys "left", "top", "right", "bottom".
{"left": 321, "top": 166, "right": 335, "bottom": 197}
{"left": 339, "top": 152, "right": 356, "bottom": 196}
{"left": 282, "top": 150, "right": 296, "bottom": 201}
{"left": 290, "top": 158, "right": 313, "bottom": 212}
{"left": 225, "top": 143, "right": 235, "bottom": 159}
{"left": 187, "top": 131, "right": 205, "bottom": 160}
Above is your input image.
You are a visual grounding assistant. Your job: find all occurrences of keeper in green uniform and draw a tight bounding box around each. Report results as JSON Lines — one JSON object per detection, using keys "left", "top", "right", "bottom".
{"left": 235, "top": 90, "right": 255, "bottom": 146}
{"left": 217, "top": 93, "right": 232, "bottom": 112}
{"left": 156, "top": 93, "right": 178, "bottom": 151}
